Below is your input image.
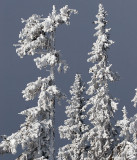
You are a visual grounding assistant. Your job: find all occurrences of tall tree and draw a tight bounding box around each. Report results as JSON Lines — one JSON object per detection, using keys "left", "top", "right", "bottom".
{"left": 86, "top": 3, "right": 119, "bottom": 160}
{"left": 0, "top": 5, "right": 77, "bottom": 160}
{"left": 58, "top": 74, "right": 89, "bottom": 160}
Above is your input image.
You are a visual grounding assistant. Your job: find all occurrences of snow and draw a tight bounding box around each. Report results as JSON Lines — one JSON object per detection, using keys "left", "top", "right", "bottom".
{"left": 132, "top": 88, "right": 137, "bottom": 107}
{"left": 58, "top": 74, "right": 89, "bottom": 160}
{"left": 85, "top": 3, "right": 119, "bottom": 159}
{"left": 0, "top": 5, "right": 77, "bottom": 160}
{"left": 0, "top": 3, "right": 137, "bottom": 160}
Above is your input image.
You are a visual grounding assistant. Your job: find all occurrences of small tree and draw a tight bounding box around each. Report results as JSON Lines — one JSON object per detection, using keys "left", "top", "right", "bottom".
{"left": 86, "top": 3, "right": 119, "bottom": 159}
{"left": 113, "top": 106, "right": 137, "bottom": 160}
{"left": 113, "top": 106, "right": 133, "bottom": 160}
{"left": 132, "top": 88, "right": 137, "bottom": 108}
{"left": 0, "top": 5, "right": 77, "bottom": 160}
{"left": 131, "top": 88, "right": 137, "bottom": 145}
{"left": 113, "top": 88, "right": 137, "bottom": 159}
{"left": 58, "top": 74, "right": 89, "bottom": 160}
{"left": 129, "top": 114, "right": 137, "bottom": 159}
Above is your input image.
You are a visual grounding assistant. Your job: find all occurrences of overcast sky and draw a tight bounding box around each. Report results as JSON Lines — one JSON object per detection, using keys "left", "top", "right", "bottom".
{"left": 1, "top": 0, "right": 137, "bottom": 159}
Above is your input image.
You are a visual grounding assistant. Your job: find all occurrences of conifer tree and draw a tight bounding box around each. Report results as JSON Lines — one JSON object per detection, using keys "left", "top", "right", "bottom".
{"left": 113, "top": 88, "right": 137, "bottom": 159}
{"left": 86, "top": 3, "right": 119, "bottom": 159}
{"left": 129, "top": 114, "right": 137, "bottom": 159}
{"left": 130, "top": 88, "right": 137, "bottom": 146}
{"left": 132, "top": 89, "right": 137, "bottom": 108}
{"left": 0, "top": 5, "right": 77, "bottom": 160}
{"left": 58, "top": 74, "right": 89, "bottom": 160}
{"left": 113, "top": 106, "right": 132, "bottom": 159}
{"left": 131, "top": 90, "right": 137, "bottom": 145}
{"left": 113, "top": 105, "right": 137, "bottom": 160}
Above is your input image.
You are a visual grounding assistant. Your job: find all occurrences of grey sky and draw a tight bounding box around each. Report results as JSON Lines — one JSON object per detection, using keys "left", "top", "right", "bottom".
{"left": 0, "top": 0, "right": 137, "bottom": 159}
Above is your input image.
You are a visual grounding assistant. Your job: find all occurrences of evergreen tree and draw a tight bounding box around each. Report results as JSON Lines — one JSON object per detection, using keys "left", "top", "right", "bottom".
{"left": 130, "top": 88, "right": 137, "bottom": 146}
{"left": 129, "top": 114, "right": 137, "bottom": 159}
{"left": 113, "top": 106, "right": 137, "bottom": 160}
{"left": 86, "top": 3, "right": 119, "bottom": 160}
{"left": 58, "top": 74, "right": 89, "bottom": 160}
{"left": 113, "top": 106, "right": 133, "bottom": 160}
{"left": 0, "top": 5, "right": 77, "bottom": 160}
{"left": 132, "top": 88, "right": 137, "bottom": 108}
{"left": 113, "top": 88, "right": 137, "bottom": 159}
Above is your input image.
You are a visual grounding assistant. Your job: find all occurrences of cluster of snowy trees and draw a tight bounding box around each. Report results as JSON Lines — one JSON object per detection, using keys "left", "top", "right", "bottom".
{"left": 0, "top": 3, "right": 137, "bottom": 160}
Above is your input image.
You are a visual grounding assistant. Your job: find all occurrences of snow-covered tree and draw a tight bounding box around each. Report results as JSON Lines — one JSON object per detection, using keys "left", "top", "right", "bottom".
{"left": 131, "top": 90, "right": 137, "bottom": 145}
{"left": 113, "top": 106, "right": 135, "bottom": 160}
{"left": 0, "top": 5, "right": 77, "bottom": 160}
{"left": 58, "top": 74, "right": 89, "bottom": 160}
{"left": 129, "top": 114, "right": 137, "bottom": 158}
{"left": 86, "top": 3, "right": 119, "bottom": 160}
{"left": 132, "top": 89, "right": 137, "bottom": 108}
{"left": 113, "top": 88, "right": 137, "bottom": 160}
{"left": 117, "top": 107, "right": 130, "bottom": 143}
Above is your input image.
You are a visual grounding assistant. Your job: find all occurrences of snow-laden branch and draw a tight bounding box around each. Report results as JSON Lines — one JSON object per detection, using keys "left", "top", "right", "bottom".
{"left": 22, "top": 76, "right": 65, "bottom": 104}
{"left": 22, "top": 77, "right": 43, "bottom": 101}
{"left": 0, "top": 75, "right": 65, "bottom": 157}
{"left": 14, "top": 5, "right": 77, "bottom": 75}
{"left": 0, "top": 106, "right": 52, "bottom": 158}
{"left": 14, "top": 5, "right": 77, "bottom": 58}
{"left": 34, "top": 50, "right": 68, "bottom": 72}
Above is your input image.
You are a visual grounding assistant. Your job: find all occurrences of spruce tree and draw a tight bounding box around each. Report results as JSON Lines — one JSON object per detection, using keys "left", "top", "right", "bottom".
{"left": 113, "top": 87, "right": 137, "bottom": 159}
{"left": 132, "top": 88, "right": 137, "bottom": 108}
{"left": 131, "top": 88, "right": 137, "bottom": 146}
{"left": 58, "top": 74, "right": 89, "bottom": 160}
{"left": 113, "top": 105, "right": 137, "bottom": 159}
{"left": 0, "top": 5, "right": 77, "bottom": 160}
{"left": 129, "top": 114, "right": 137, "bottom": 159}
{"left": 113, "top": 106, "right": 132, "bottom": 159}
{"left": 86, "top": 3, "right": 119, "bottom": 159}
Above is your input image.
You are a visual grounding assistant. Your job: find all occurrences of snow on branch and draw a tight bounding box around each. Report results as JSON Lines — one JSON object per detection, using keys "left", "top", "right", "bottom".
{"left": 22, "top": 77, "right": 43, "bottom": 101}
{"left": 0, "top": 107, "right": 52, "bottom": 157}
{"left": 34, "top": 50, "right": 68, "bottom": 73}
{"left": 14, "top": 5, "right": 77, "bottom": 58}
{"left": 22, "top": 76, "right": 65, "bottom": 105}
